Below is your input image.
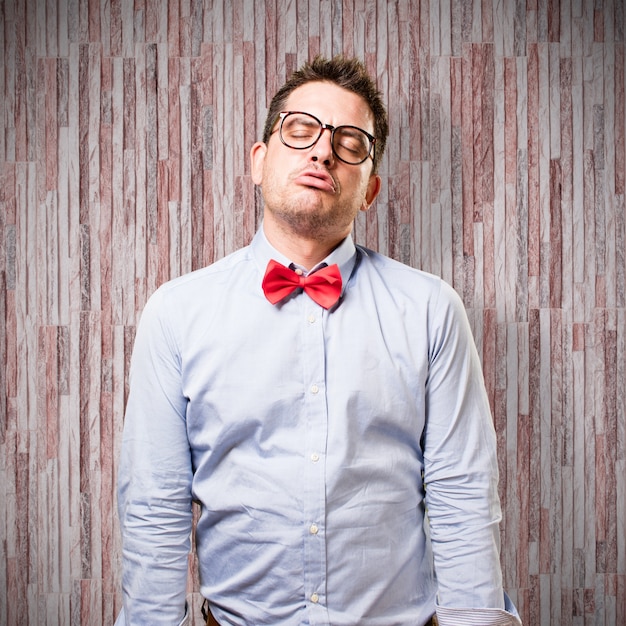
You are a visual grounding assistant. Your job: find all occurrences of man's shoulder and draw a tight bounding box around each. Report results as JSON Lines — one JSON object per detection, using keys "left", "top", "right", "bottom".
{"left": 356, "top": 245, "right": 464, "bottom": 309}
{"left": 357, "top": 245, "right": 445, "bottom": 286}
{"left": 138, "top": 245, "right": 257, "bottom": 329}
{"left": 156, "top": 245, "right": 254, "bottom": 296}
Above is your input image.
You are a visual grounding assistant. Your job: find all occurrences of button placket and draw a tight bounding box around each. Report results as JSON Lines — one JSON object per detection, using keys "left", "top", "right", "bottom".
{"left": 300, "top": 301, "right": 328, "bottom": 616}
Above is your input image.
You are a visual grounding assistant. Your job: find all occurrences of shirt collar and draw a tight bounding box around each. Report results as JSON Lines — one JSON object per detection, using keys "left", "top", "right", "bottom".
{"left": 251, "top": 223, "right": 358, "bottom": 295}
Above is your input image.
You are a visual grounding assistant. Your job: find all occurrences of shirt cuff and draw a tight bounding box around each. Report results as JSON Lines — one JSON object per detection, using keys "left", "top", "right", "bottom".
{"left": 113, "top": 602, "right": 189, "bottom": 626}
{"left": 435, "top": 592, "right": 523, "bottom": 626}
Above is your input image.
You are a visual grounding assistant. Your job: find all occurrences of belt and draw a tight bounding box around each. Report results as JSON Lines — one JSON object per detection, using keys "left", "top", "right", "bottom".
{"left": 201, "top": 600, "right": 438, "bottom": 625}
{"left": 201, "top": 599, "right": 220, "bottom": 626}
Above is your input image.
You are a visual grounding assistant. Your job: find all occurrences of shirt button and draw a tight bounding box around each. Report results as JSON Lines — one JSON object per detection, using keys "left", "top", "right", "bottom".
{"left": 309, "top": 523, "right": 319, "bottom": 535}
{"left": 308, "top": 314, "right": 316, "bottom": 324}
{"left": 310, "top": 593, "right": 319, "bottom": 603}
{"left": 310, "top": 384, "right": 319, "bottom": 394}
{"left": 310, "top": 452, "right": 320, "bottom": 462}
{"left": 295, "top": 268, "right": 304, "bottom": 275}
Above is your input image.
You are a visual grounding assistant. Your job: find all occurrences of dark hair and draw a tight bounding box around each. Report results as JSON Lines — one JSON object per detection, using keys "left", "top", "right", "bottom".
{"left": 262, "top": 55, "right": 389, "bottom": 173}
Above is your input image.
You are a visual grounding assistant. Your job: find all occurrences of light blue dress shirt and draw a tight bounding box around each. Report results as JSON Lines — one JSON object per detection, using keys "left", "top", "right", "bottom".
{"left": 117, "top": 227, "right": 522, "bottom": 626}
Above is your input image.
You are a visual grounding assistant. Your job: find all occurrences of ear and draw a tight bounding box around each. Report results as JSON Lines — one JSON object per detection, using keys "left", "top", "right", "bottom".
{"left": 250, "top": 141, "right": 267, "bottom": 185}
{"left": 361, "top": 174, "right": 382, "bottom": 211}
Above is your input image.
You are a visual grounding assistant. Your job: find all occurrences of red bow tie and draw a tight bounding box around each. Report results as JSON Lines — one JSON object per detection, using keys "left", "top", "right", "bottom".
{"left": 262, "top": 259, "right": 343, "bottom": 309}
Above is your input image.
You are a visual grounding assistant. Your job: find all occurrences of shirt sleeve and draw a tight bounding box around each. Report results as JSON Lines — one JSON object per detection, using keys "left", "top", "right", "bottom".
{"left": 117, "top": 288, "right": 193, "bottom": 625}
{"left": 422, "top": 281, "right": 518, "bottom": 617}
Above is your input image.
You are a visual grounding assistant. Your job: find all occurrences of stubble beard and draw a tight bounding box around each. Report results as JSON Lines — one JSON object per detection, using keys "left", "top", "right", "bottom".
{"left": 266, "top": 194, "right": 356, "bottom": 243}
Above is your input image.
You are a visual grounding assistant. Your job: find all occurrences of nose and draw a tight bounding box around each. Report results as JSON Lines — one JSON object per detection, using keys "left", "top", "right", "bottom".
{"left": 310, "top": 127, "right": 335, "bottom": 166}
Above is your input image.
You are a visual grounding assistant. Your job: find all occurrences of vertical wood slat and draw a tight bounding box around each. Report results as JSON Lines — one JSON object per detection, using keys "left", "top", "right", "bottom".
{"left": 1, "top": 1, "right": 625, "bottom": 624}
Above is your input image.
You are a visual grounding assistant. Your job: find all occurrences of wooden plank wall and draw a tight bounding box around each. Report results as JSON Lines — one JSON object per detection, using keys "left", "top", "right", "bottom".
{"left": 1, "top": 0, "right": 624, "bottom": 624}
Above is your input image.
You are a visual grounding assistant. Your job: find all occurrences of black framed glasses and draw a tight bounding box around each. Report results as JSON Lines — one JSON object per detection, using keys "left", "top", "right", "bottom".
{"left": 275, "top": 111, "right": 376, "bottom": 165}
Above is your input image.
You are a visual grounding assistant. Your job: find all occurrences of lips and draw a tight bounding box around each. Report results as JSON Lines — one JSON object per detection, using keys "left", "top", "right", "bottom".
{"left": 293, "top": 168, "right": 336, "bottom": 193}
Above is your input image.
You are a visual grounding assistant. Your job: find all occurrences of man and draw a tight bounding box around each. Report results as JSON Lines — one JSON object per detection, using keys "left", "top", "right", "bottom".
{"left": 116, "top": 56, "right": 522, "bottom": 626}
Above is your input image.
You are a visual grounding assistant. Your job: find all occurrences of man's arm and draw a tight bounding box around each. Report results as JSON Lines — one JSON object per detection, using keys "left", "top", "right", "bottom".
{"left": 117, "top": 289, "right": 193, "bottom": 625}
{"left": 423, "top": 282, "right": 522, "bottom": 625}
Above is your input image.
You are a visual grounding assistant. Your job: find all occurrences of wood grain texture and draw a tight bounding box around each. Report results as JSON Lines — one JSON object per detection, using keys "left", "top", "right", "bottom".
{"left": 1, "top": 1, "right": 625, "bottom": 624}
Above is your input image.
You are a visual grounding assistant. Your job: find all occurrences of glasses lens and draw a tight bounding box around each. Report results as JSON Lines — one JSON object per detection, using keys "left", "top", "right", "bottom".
{"left": 332, "top": 127, "right": 372, "bottom": 164}
{"left": 280, "top": 113, "right": 322, "bottom": 149}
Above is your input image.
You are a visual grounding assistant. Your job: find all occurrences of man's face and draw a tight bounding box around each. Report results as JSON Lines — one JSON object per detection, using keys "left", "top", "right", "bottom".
{"left": 250, "top": 81, "right": 381, "bottom": 244}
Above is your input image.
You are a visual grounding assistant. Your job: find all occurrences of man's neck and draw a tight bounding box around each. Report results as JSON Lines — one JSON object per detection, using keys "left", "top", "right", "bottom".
{"left": 263, "top": 220, "right": 348, "bottom": 270}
